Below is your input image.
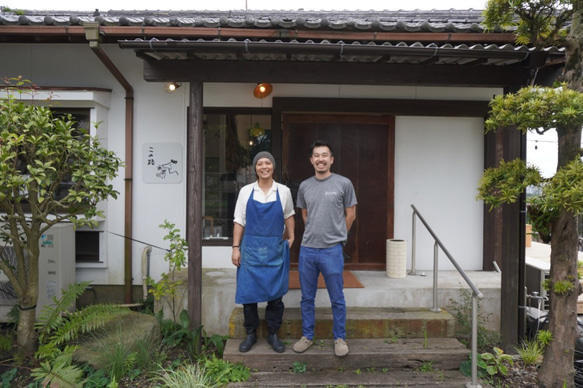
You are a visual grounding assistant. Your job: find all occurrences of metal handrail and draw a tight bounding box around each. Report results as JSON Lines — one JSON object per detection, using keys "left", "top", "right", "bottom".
{"left": 410, "top": 204, "right": 484, "bottom": 388}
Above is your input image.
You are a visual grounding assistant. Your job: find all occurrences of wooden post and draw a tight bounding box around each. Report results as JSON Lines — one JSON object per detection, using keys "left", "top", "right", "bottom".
{"left": 187, "top": 81, "right": 203, "bottom": 332}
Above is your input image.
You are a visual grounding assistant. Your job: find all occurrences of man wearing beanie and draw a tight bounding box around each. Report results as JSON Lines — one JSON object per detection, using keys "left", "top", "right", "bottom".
{"left": 232, "top": 151, "right": 295, "bottom": 353}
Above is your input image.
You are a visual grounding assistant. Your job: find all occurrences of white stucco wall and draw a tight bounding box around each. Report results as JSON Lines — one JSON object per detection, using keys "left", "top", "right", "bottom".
{"left": 0, "top": 43, "right": 500, "bottom": 286}
{"left": 394, "top": 116, "right": 485, "bottom": 270}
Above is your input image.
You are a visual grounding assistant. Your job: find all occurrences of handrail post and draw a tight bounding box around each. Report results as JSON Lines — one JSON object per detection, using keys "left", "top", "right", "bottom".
{"left": 410, "top": 204, "right": 482, "bottom": 388}
{"left": 466, "top": 295, "right": 482, "bottom": 388}
{"left": 409, "top": 210, "right": 418, "bottom": 275}
{"left": 430, "top": 241, "right": 441, "bottom": 312}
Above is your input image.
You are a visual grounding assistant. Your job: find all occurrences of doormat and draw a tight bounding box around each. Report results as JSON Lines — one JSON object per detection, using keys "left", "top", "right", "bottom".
{"left": 288, "top": 271, "right": 364, "bottom": 289}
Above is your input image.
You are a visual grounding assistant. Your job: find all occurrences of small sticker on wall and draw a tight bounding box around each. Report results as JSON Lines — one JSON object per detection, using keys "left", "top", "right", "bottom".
{"left": 41, "top": 234, "right": 54, "bottom": 248}
{"left": 143, "top": 143, "right": 183, "bottom": 184}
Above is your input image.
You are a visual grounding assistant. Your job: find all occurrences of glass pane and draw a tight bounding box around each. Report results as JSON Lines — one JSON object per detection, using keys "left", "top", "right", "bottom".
{"left": 75, "top": 231, "right": 100, "bottom": 262}
{"left": 203, "top": 113, "right": 271, "bottom": 241}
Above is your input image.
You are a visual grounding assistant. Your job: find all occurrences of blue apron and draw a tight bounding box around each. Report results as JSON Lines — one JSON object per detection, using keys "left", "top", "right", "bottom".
{"left": 235, "top": 187, "right": 290, "bottom": 304}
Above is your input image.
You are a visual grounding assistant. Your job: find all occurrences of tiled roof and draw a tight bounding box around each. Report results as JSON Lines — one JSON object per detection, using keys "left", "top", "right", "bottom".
{"left": 1, "top": 8, "right": 498, "bottom": 34}
{"left": 120, "top": 38, "right": 564, "bottom": 67}
{"left": 0, "top": 8, "right": 566, "bottom": 88}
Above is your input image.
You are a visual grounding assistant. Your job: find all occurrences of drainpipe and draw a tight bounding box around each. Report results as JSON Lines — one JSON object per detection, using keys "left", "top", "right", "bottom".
{"left": 84, "top": 22, "right": 135, "bottom": 304}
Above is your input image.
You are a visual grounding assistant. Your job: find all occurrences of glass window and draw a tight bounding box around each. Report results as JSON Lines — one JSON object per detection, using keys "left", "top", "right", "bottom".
{"left": 75, "top": 231, "right": 101, "bottom": 263}
{"left": 203, "top": 112, "right": 271, "bottom": 241}
{"left": 51, "top": 109, "right": 91, "bottom": 201}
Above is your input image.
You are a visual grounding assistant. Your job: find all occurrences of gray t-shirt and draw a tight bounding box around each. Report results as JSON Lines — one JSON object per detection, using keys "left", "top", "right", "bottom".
{"left": 296, "top": 173, "right": 357, "bottom": 248}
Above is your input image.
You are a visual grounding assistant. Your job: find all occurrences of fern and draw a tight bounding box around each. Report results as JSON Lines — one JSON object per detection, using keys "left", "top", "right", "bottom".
{"left": 31, "top": 356, "right": 86, "bottom": 388}
{"left": 36, "top": 281, "right": 92, "bottom": 341}
{"left": 31, "top": 281, "right": 131, "bottom": 387}
{"left": 44, "top": 304, "right": 130, "bottom": 348}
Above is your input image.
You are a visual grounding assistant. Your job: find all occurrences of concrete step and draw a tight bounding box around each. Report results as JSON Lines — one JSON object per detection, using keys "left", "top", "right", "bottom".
{"left": 228, "top": 307, "right": 456, "bottom": 340}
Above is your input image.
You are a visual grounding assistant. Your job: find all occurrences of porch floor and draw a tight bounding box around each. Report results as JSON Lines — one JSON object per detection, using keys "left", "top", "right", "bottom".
{"left": 286, "top": 270, "right": 501, "bottom": 331}
{"left": 201, "top": 269, "right": 502, "bottom": 335}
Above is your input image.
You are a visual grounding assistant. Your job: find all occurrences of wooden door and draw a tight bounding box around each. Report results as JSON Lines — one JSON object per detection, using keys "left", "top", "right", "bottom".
{"left": 282, "top": 114, "right": 395, "bottom": 270}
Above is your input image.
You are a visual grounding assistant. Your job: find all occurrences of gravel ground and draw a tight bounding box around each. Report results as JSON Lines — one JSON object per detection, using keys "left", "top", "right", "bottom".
{"left": 496, "top": 362, "right": 540, "bottom": 387}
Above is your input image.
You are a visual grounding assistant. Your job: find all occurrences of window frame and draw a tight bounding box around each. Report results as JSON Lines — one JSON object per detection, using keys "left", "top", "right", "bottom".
{"left": 202, "top": 107, "right": 272, "bottom": 246}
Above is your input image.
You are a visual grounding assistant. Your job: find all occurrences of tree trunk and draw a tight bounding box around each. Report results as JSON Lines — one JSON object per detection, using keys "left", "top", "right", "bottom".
{"left": 16, "top": 308, "right": 38, "bottom": 356}
{"left": 15, "top": 231, "right": 41, "bottom": 356}
{"left": 537, "top": 123, "right": 581, "bottom": 388}
{"left": 538, "top": 209, "right": 580, "bottom": 388}
{"left": 537, "top": 5, "right": 583, "bottom": 387}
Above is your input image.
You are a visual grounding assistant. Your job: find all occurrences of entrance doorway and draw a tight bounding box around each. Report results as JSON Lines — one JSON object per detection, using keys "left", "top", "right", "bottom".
{"left": 282, "top": 114, "right": 395, "bottom": 270}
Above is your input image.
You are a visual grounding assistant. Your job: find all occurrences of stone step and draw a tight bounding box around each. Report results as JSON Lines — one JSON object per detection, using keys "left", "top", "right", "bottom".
{"left": 224, "top": 338, "right": 469, "bottom": 373}
{"left": 228, "top": 307, "right": 456, "bottom": 340}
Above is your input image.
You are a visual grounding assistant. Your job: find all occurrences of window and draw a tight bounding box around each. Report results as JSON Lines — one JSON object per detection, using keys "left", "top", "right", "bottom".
{"left": 75, "top": 230, "right": 101, "bottom": 263}
{"left": 203, "top": 111, "right": 271, "bottom": 241}
{"left": 51, "top": 109, "right": 91, "bottom": 201}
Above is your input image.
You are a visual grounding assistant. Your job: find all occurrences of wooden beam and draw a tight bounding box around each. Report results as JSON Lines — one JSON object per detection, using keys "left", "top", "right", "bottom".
{"left": 483, "top": 123, "right": 525, "bottom": 351}
{"left": 272, "top": 97, "right": 490, "bottom": 117}
{"left": 187, "top": 81, "right": 203, "bottom": 333}
{"left": 143, "top": 60, "right": 531, "bottom": 87}
{"left": 0, "top": 25, "right": 517, "bottom": 45}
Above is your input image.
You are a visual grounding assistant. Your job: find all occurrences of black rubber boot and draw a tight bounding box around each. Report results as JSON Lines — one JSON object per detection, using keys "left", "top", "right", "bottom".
{"left": 267, "top": 333, "right": 285, "bottom": 353}
{"left": 239, "top": 332, "right": 257, "bottom": 353}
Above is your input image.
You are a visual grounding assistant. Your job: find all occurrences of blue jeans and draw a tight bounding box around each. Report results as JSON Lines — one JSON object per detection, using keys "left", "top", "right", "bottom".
{"left": 298, "top": 244, "right": 346, "bottom": 340}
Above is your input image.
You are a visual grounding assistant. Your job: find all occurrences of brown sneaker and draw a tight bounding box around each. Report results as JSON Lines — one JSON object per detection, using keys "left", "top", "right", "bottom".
{"left": 334, "top": 338, "right": 349, "bottom": 357}
{"left": 292, "top": 336, "right": 313, "bottom": 353}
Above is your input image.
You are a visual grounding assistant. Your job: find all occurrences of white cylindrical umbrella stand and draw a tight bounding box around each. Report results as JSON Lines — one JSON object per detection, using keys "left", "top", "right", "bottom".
{"left": 386, "top": 239, "right": 407, "bottom": 278}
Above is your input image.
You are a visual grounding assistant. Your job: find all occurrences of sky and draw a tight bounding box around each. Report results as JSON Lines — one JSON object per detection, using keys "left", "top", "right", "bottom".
{"left": 527, "top": 131, "right": 558, "bottom": 179}
{"left": 6, "top": 0, "right": 488, "bottom": 12}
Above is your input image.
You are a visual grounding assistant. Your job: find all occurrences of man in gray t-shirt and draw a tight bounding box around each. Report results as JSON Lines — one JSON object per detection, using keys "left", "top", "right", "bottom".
{"left": 292, "top": 140, "right": 357, "bottom": 358}
{"left": 297, "top": 173, "right": 356, "bottom": 248}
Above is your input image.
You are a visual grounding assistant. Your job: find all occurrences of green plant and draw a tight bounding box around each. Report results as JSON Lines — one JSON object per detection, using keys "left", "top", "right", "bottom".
{"left": 515, "top": 340, "right": 544, "bottom": 366}
{"left": 537, "top": 329, "right": 553, "bottom": 348}
{"left": 553, "top": 279, "right": 576, "bottom": 295}
{"left": 148, "top": 220, "right": 188, "bottom": 323}
{"left": 31, "top": 281, "right": 131, "bottom": 387}
{"left": 292, "top": 361, "right": 307, "bottom": 373}
{"left": 201, "top": 355, "right": 250, "bottom": 385}
{"left": 0, "top": 333, "right": 12, "bottom": 352}
{"left": 152, "top": 363, "right": 215, "bottom": 388}
{"left": 94, "top": 330, "right": 164, "bottom": 382}
{"left": 478, "top": 347, "right": 514, "bottom": 379}
{"left": 82, "top": 367, "right": 112, "bottom": 388}
{"left": 0, "top": 368, "right": 17, "bottom": 388}
{"left": 461, "top": 353, "right": 486, "bottom": 379}
{"left": 206, "top": 333, "right": 228, "bottom": 357}
{"left": 157, "top": 308, "right": 224, "bottom": 358}
{"left": 417, "top": 361, "right": 434, "bottom": 372}
{"left": 449, "top": 288, "right": 501, "bottom": 352}
{"left": 31, "top": 350, "right": 86, "bottom": 387}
